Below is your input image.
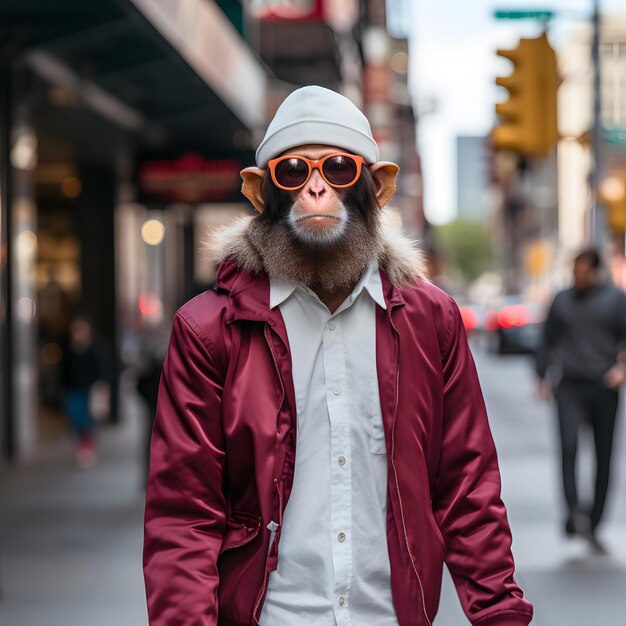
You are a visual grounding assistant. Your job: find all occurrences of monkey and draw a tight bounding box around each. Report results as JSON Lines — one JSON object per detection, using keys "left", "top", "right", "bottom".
{"left": 143, "top": 86, "right": 533, "bottom": 626}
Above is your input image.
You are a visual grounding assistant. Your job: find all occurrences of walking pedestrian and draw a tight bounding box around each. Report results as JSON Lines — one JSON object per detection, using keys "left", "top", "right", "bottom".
{"left": 143, "top": 86, "right": 533, "bottom": 626}
{"left": 61, "top": 315, "right": 108, "bottom": 468}
{"left": 537, "top": 248, "right": 626, "bottom": 545}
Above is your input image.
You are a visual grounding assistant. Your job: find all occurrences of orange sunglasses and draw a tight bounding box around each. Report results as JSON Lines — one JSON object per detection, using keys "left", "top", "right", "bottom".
{"left": 267, "top": 153, "right": 365, "bottom": 191}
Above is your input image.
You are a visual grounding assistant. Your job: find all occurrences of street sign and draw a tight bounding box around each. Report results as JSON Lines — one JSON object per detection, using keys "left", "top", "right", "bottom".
{"left": 605, "top": 128, "right": 626, "bottom": 148}
{"left": 493, "top": 10, "right": 554, "bottom": 20}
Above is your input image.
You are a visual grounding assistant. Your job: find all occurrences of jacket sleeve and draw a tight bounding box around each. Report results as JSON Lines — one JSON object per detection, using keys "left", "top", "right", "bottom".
{"left": 143, "top": 309, "right": 226, "bottom": 626}
{"left": 432, "top": 300, "right": 533, "bottom": 626}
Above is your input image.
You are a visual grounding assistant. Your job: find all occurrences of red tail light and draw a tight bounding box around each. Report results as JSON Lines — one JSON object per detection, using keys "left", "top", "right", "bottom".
{"left": 460, "top": 306, "right": 479, "bottom": 331}
{"left": 497, "top": 304, "right": 530, "bottom": 329}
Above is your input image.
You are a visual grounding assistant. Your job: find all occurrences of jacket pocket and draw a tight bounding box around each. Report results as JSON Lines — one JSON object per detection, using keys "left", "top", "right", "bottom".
{"left": 219, "top": 511, "right": 262, "bottom": 556}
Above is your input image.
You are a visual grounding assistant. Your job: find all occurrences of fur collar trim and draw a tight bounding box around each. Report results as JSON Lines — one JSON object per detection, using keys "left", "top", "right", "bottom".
{"left": 205, "top": 211, "right": 427, "bottom": 289}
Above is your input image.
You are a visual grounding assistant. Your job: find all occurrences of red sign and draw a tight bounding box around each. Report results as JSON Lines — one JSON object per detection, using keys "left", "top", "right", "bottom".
{"left": 138, "top": 153, "right": 242, "bottom": 203}
{"left": 247, "top": 0, "right": 323, "bottom": 21}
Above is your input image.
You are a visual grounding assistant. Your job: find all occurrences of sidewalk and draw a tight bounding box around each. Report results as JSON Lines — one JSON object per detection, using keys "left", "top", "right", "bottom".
{"left": 0, "top": 386, "right": 149, "bottom": 626}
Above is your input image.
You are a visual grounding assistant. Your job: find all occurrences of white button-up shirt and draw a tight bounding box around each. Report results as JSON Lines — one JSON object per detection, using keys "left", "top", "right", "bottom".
{"left": 259, "top": 261, "right": 399, "bottom": 626}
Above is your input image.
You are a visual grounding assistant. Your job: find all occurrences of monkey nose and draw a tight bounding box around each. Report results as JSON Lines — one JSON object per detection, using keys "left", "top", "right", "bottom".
{"left": 307, "top": 185, "right": 326, "bottom": 199}
{"left": 305, "top": 171, "right": 327, "bottom": 199}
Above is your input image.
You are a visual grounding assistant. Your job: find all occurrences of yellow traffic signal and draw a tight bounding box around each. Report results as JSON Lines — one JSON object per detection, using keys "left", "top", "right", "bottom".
{"left": 525, "top": 239, "right": 551, "bottom": 277}
{"left": 493, "top": 33, "right": 559, "bottom": 157}
{"left": 599, "top": 173, "right": 626, "bottom": 232}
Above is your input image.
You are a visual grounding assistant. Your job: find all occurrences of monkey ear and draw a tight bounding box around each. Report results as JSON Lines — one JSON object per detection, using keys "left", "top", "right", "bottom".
{"left": 240, "top": 167, "right": 266, "bottom": 214}
{"left": 369, "top": 161, "right": 400, "bottom": 209}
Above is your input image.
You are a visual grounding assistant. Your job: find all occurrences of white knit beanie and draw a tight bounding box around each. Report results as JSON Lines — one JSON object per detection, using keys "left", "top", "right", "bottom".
{"left": 255, "top": 85, "right": 379, "bottom": 168}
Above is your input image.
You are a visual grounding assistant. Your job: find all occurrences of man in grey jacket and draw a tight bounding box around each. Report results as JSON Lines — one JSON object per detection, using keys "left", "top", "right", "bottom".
{"left": 537, "top": 248, "right": 626, "bottom": 542}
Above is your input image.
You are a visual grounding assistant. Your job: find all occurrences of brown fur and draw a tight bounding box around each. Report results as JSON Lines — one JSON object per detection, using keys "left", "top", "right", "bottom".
{"left": 204, "top": 211, "right": 427, "bottom": 289}
{"left": 247, "top": 206, "right": 382, "bottom": 292}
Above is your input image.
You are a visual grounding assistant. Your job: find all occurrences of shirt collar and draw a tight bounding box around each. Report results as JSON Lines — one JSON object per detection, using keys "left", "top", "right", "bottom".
{"left": 269, "top": 278, "right": 298, "bottom": 309}
{"left": 357, "top": 260, "right": 387, "bottom": 309}
{"left": 269, "top": 260, "right": 386, "bottom": 310}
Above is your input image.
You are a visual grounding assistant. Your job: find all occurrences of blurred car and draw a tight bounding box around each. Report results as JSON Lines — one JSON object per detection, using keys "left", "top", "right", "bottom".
{"left": 486, "top": 299, "right": 545, "bottom": 355}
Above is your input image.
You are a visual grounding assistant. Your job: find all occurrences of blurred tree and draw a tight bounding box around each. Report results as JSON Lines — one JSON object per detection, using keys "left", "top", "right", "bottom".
{"left": 434, "top": 219, "right": 494, "bottom": 284}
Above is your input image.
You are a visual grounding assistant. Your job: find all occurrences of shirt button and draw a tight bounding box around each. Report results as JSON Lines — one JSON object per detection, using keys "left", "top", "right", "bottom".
{"left": 338, "top": 456, "right": 346, "bottom": 466}
{"left": 338, "top": 596, "right": 345, "bottom": 607}
{"left": 338, "top": 532, "right": 346, "bottom": 542}
{"left": 333, "top": 387, "right": 341, "bottom": 396}
{"left": 328, "top": 321, "right": 336, "bottom": 330}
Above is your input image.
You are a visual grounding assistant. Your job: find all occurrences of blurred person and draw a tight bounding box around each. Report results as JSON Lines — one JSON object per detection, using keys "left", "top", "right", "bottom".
{"left": 61, "top": 314, "right": 109, "bottom": 468}
{"left": 143, "top": 86, "right": 533, "bottom": 626}
{"left": 537, "top": 248, "right": 626, "bottom": 545}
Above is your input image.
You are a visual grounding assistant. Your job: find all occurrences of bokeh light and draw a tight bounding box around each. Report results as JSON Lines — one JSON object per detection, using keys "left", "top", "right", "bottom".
{"left": 141, "top": 219, "right": 165, "bottom": 246}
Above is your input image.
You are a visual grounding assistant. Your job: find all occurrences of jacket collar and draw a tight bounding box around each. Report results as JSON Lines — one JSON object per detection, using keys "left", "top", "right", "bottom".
{"left": 210, "top": 213, "right": 425, "bottom": 321}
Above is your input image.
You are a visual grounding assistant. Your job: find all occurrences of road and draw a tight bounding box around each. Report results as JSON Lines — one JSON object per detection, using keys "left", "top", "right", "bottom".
{"left": 1, "top": 348, "right": 625, "bottom": 625}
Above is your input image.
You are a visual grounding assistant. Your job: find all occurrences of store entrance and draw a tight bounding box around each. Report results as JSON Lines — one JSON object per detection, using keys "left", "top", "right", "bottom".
{"left": 36, "top": 152, "right": 117, "bottom": 451}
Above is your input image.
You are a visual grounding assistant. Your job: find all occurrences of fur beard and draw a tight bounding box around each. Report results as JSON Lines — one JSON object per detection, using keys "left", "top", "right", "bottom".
{"left": 247, "top": 210, "right": 384, "bottom": 293}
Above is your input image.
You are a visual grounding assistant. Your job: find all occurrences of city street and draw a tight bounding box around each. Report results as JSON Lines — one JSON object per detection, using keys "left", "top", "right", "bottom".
{"left": 1, "top": 346, "right": 625, "bottom": 626}
{"left": 1, "top": 2, "right": 625, "bottom": 625}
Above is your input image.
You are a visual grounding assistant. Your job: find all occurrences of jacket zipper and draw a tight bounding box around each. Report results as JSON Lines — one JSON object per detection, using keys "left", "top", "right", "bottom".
{"left": 252, "top": 554, "right": 270, "bottom": 624}
{"left": 274, "top": 477, "right": 284, "bottom": 526}
{"left": 253, "top": 325, "right": 288, "bottom": 624}
{"left": 389, "top": 309, "right": 432, "bottom": 626}
{"left": 266, "top": 519, "right": 280, "bottom": 559}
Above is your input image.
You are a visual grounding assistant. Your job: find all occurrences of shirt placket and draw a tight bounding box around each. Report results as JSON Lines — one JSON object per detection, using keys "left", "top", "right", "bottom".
{"left": 323, "top": 312, "right": 352, "bottom": 625}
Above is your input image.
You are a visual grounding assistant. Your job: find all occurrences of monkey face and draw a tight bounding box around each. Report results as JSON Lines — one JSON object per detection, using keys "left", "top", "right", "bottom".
{"left": 241, "top": 145, "right": 400, "bottom": 250}
{"left": 243, "top": 146, "right": 399, "bottom": 290}
{"left": 280, "top": 146, "right": 352, "bottom": 246}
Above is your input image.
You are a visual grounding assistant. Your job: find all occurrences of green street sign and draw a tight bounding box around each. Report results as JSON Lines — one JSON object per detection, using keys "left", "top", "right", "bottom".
{"left": 493, "top": 9, "right": 555, "bottom": 20}
{"left": 605, "top": 128, "right": 626, "bottom": 148}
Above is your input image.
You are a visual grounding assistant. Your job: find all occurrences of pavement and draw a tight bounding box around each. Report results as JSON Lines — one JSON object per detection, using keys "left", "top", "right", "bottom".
{"left": 1, "top": 347, "right": 625, "bottom": 625}
{"left": 0, "top": 379, "right": 149, "bottom": 626}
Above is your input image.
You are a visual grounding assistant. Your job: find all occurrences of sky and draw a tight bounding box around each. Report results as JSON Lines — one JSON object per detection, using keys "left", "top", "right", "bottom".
{"left": 407, "top": 0, "right": 626, "bottom": 224}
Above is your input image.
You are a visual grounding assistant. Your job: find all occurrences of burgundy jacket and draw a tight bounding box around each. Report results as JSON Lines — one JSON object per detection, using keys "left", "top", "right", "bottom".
{"left": 143, "top": 217, "right": 533, "bottom": 626}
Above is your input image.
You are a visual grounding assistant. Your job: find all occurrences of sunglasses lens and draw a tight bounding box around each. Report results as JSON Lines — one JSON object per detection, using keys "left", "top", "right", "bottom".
{"left": 274, "top": 158, "right": 309, "bottom": 188}
{"left": 322, "top": 155, "right": 358, "bottom": 186}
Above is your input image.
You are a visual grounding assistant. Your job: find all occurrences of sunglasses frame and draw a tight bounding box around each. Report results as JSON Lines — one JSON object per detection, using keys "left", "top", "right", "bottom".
{"left": 267, "top": 153, "right": 365, "bottom": 191}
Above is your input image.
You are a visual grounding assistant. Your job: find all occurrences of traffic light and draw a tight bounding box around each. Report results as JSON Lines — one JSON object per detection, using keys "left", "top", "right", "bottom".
{"left": 493, "top": 33, "right": 559, "bottom": 157}
{"left": 599, "top": 173, "right": 626, "bottom": 232}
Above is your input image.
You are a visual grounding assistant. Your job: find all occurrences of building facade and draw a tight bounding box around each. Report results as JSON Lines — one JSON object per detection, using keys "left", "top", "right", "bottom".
{"left": 557, "top": 16, "right": 626, "bottom": 255}
{"left": 0, "top": 0, "right": 424, "bottom": 464}
{"left": 0, "top": 0, "right": 270, "bottom": 462}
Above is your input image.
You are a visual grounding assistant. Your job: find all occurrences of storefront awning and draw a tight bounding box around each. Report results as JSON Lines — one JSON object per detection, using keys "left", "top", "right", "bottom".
{"left": 0, "top": 0, "right": 270, "bottom": 154}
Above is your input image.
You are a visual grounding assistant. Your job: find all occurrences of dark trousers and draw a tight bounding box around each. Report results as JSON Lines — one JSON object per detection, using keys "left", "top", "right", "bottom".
{"left": 555, "top": 378, "right": 619, "bottom": 529}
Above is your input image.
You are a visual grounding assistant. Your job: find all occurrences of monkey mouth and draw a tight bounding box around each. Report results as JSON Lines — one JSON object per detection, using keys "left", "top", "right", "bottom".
{"left": 295, "top": 214, "right": 342, "bottom": 224}
{"left": 288, "top": 206, "right": 348, "bottom": 245}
